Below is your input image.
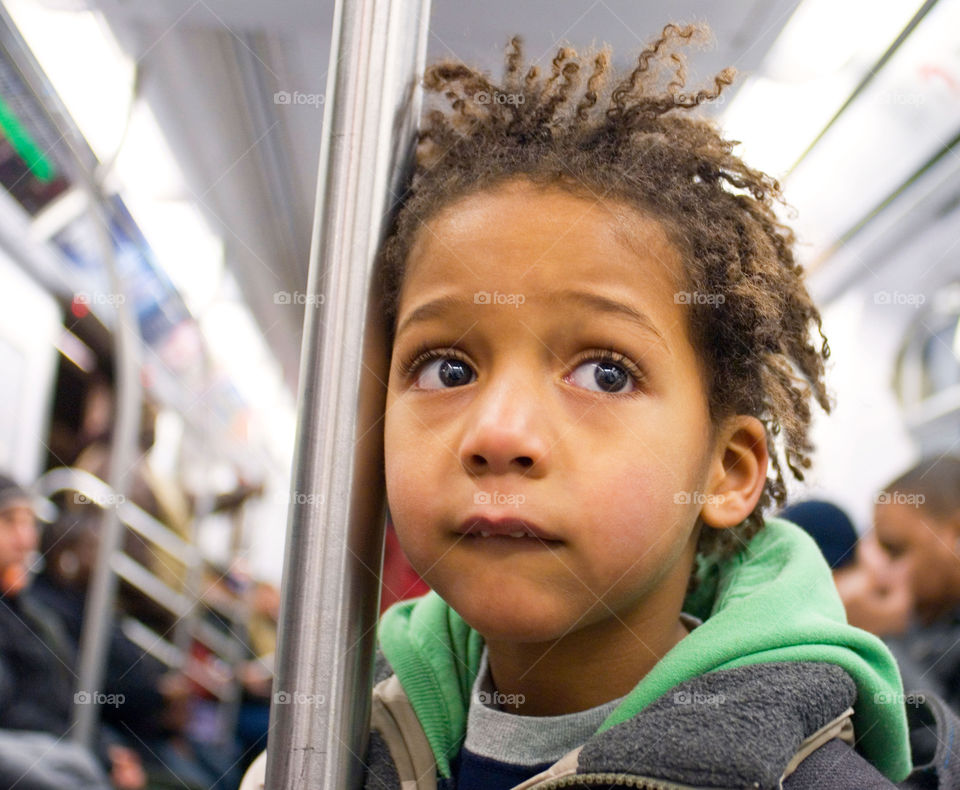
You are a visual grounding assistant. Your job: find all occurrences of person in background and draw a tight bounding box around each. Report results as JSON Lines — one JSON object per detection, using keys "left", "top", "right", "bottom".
{"left": 0, "top": 473, "right": 144, "bottom": 790}
{"left": 234, "top": 578, "right": 279, "bottom": 768}
{"left": 73, "top": 384, "right": 264, "bottom": 634}
{"left": 874, "top": 457, "right": 960, "bottom": 711}
{"left": 31, "top": 509, "right": 233, "bottom": 789}
{"left": 780, "top": 499, "right": 912, "bottom": 636}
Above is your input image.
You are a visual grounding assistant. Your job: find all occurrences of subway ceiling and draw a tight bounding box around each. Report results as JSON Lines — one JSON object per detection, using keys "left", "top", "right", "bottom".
{"left": 81, "top": 0, "right": 802, "bottom": 390}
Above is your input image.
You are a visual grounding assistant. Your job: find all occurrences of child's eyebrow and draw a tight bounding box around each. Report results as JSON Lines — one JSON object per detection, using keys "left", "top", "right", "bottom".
{"left": 395, "top": 295, "right": 467, "bottom": 337}
{"left": 548, "top": 290, "right": 665, "bottom": 344}
{"left": 397, "top": 290, "right": 666, "bottom": 347}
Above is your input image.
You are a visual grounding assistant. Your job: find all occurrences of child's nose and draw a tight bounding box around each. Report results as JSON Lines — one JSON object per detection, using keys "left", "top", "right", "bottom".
{"left": 458, "top": 377, "right": 551, "bottom": 477}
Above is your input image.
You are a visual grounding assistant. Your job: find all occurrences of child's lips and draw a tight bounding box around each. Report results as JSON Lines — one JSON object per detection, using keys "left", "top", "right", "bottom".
{"left": 456, "top": 515, "right": 562, "bottom": 543}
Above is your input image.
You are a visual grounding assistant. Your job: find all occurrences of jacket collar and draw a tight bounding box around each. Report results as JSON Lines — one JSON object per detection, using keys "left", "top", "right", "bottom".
{"left": 378, "top": 518, "right": 910, "bottom": 781}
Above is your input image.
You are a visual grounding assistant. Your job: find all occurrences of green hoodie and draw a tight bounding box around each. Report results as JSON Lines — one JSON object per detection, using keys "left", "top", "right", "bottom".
{"left": 378, "top": 517, "right": 911, "bottom": 782}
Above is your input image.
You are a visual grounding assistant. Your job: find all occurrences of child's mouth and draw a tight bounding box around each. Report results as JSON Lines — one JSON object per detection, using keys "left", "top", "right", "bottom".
{"left": 475, "top": 529, "right": 536, "bottom": 538}
{"left": 456, "top": 516, "right": 562, "bottom": 544}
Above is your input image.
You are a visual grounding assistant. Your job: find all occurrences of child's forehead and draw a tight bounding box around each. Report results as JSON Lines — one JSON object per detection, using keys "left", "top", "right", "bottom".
{"left": 394, "top": 185, "right": 705, "bottom": 368}
{"left": 425, "top": 178, "right": 663, "bottom": 231}
{"left": 405, "top": 179, "right": 686, "bottom": 288}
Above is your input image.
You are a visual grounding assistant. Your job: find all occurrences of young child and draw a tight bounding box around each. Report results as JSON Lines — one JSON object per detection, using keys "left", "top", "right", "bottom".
{"left": 343, "top": 26, "right": 912, "bottom": 790}
{"left": 342, "top": 25, "right": 960, "bottom": 790}
{"left": 356, "top": 25, "right": 960, "bottom": 790}
{"left": 875, "top": 456, "right": 960, "bottom": 714}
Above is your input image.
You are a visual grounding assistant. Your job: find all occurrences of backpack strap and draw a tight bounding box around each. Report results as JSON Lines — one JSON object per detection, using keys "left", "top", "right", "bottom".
{"left": 779, "top": 707, "right": 855, "bottom": 787}
{"left": 370, "top": 674, "right": 438, "bottom": 790}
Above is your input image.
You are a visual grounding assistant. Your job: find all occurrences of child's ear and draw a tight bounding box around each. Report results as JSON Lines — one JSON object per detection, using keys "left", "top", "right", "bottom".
{"left": 700, "top": 415, "right": 769, "bottom": 529}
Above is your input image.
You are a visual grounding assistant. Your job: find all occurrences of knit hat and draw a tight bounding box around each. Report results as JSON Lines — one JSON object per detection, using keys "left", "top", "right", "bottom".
{"left": 779, "top": 499, "right": 858, "bottom": 570}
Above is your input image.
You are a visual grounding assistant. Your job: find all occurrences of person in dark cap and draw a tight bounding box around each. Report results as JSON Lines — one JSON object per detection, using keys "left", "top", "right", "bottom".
{"left": 0, "top": 473, "right": 145, "bottom": 789}
{"left": 780, "top": 498, "right": 911, "bottom": 636}
{"left": 0, "top": 471, "right": 77, "bottom": 735}
{"left": 0, "top": 474, "right": 38, "bottom": 597}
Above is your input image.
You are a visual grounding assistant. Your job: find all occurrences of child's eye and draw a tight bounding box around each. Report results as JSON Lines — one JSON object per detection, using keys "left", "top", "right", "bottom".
{"left": 401, "top": 348, "right": 476, "bottom": 390}
{"left": 418, "top": 358, "right": 474, "bottom": 389}
{"left": 566, "top": 352, "right": 642, "bottom": 394}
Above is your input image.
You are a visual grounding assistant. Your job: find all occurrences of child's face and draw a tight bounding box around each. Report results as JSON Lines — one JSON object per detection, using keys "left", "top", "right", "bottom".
{"left": 385, "top": 179, "right": 728, "bottom": 643}
{"left": 874, "top": 502, "right": 960, "bottom": 620}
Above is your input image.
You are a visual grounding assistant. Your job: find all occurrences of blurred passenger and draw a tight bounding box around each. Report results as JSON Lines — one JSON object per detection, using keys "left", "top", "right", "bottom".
{"left": 72, "top": 391, "right": 185, "bottom": 632}
{"left": 235, "top": 579, "right": 278, "bottom": 765}
{"left": 0, "top": 474, "right": 144, "bottom": 789}
{"left": 38, "top": 508, "right": 254, "bottom": 789}
{"left": 73, "top": 382, "right": 263, "bottom": 634}
{"left": 780, "top": 500, "right": 858, "bottom": 569}
{"left": 780, "top": 500, "right": 912, "bottom": 636}
{"left": 874, "top": 457, "right": 960, "bottom": 710}
{"left": 189, "top": 562, "right": 274, "bottom": 778}
{"left": 0, "top": 730, "right": 113, "bottom": 790}
{"left": 0, "top": 474, "right": 72, "bottom": 733}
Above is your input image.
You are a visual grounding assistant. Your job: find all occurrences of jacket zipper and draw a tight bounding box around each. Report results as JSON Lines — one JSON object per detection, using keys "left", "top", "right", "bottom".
{"left": 529, "top": 772, "right": 731, "bottom": 789}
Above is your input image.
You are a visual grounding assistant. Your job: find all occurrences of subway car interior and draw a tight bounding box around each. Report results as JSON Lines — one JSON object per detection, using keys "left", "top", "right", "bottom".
{"left": 1, "top": 0, "right": 960, "bottom": 788}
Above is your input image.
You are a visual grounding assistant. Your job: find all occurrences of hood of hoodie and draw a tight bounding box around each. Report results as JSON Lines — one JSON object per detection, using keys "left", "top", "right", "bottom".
{"left": 378, "top": 517, "right": 911, "bottom": 782}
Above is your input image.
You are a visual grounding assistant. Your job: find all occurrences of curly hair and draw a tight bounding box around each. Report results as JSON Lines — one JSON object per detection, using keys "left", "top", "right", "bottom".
{"left": 380, "top": 24, "right": 831, "bottom": 560}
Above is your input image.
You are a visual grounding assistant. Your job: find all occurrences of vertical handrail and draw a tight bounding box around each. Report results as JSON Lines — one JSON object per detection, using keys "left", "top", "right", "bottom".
{"left": 265, "top": 0, "right": 430, "bottom": 786}
{"left": 72, "top": 196, "right": 142, "bottom": 748}
{"left": 0, "top": 8, "right": 143, "bottom": 749}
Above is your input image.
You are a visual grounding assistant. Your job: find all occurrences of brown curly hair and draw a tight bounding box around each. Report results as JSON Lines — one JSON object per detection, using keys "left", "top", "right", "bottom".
{"left": 380, "top": 24, "right": 831, "bottom": 560}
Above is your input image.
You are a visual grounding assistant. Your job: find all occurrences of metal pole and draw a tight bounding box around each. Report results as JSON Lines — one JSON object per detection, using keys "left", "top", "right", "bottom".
{"left": 266, "top": 0, "right": 430, "bottom": 786}
{"left": 73, "top": 196, "right": 142, "bottom": 747}
{"left": 0, "top": 8, "right": 143, "bottom": 749}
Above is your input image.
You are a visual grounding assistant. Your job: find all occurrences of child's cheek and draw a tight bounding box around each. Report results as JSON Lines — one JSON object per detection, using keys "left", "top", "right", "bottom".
{"left": 589, "top": 466, "right": 700, "bottom": 556}
{"left": 384, "top": 458, "right": 434, "bottom": 559}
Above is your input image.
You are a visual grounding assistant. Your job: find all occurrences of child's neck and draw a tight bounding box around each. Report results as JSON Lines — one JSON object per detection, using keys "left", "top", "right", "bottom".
{"left": 483, "top": 595, "right": 691, "bottom": 717}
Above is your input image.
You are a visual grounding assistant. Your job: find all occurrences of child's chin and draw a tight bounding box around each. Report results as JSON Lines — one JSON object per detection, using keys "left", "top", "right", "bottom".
{"left": 456, "top": 600, "right": 588, "bottom": 645}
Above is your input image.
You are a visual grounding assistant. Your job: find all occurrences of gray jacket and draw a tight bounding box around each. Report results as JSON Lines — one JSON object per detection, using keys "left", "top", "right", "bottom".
{"left": 361, "top": 660, "right": 960, "bottom": 790}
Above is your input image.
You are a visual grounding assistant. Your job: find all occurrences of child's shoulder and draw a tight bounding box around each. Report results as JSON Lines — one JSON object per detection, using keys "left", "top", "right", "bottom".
{"left": 579, "top": 661, "right": 885, "bottom": 789}
{"left": 363, "top": 656, "right": 905, "bottom": 789}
